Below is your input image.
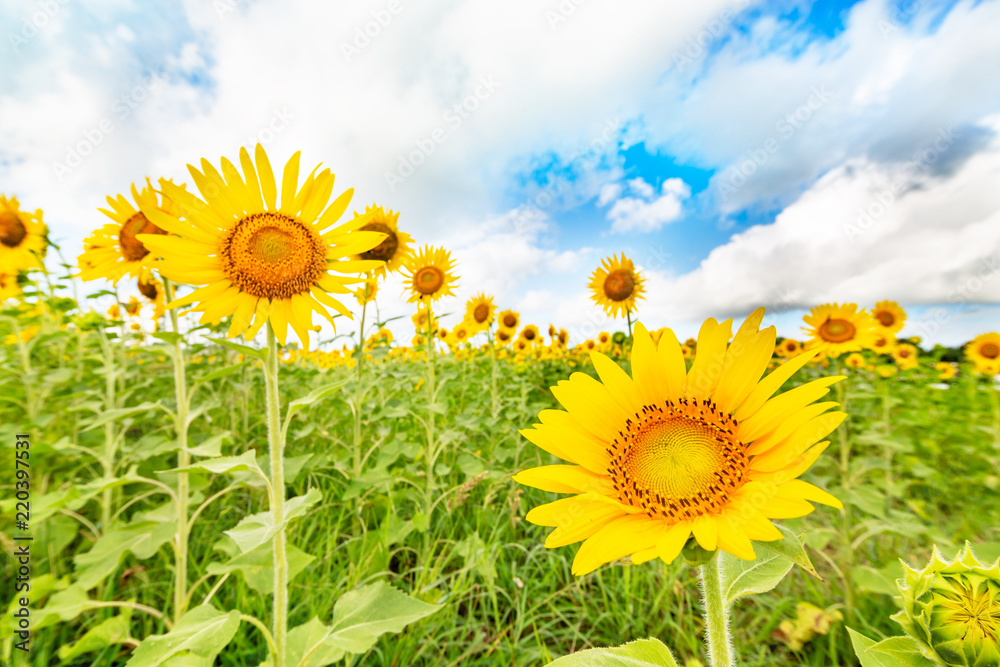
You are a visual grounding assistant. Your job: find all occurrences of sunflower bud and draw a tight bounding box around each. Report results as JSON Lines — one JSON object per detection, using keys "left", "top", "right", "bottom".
{"left": 893, "top": 543, "right": 1000, "bottom": 667}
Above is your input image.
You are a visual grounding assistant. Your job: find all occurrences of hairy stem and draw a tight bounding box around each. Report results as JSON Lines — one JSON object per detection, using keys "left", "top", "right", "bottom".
{"left": 699, "top": 556, "right": 736, "bottom": 667}
{"left": 264, "top": 325, "right": 288, "bottom": 665}
{"left": 164, "top": 279, "right": 190, "bottom": 623}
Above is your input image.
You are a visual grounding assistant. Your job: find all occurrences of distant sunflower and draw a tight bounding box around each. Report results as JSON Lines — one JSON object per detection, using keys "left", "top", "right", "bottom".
{"left": 598, "top": 332, "right": 611, "bottom": 346}
{"left": 401, "top": 245, "right": 458, "bottom": 304}
{"left": 136, "top": 145, "right": 385, "bottom": 348}
{"left": 351, "top": 204, "right": 411, "bottom": 278}
{"left": 965, "top": 333, "right": 1000, "bottom": 375}
{"left": 871, "top": 300, "right": 906, "bottom": 334}
{"left": 588, "top": 253, "right": 645, "bottom": 319}
{"left": 844, "top": 352, "right": 866, "bottom": 369}
{"left": 497, "top": 309, "right": 519, "bottom": 333}
{"left": 934, "top": 361, "right": 957, "bottom": 381}
{"left": 1, "top": 194, "right": 47, "bottom": 270}
{"left": 520, "top": 324, "right": 540, "bottom": 345}
{"left": 79, "top": 180, "right": 177, "bottom": 285}
{"left": 892, "top": 343, "right": 919, "bottom": 370}
{"left": 0, "top": 272, "right": 22, "bottom": 300}
{"left": 465, "top": 293, "right": 496, "bottom": 330}
{"left": 870, "top": 332, "right": 897, "bottom": 356}
{"left": 354, "top": 277, "right": 378, "bottom": 305}
{"left": 557, "top": 329, "right": 569, "bottom": 347}
{"left": 513, "top": 308, "right": 844, "bottom": 575}
{"left": 136, "top": 275, "right": 166, "bottom": 320}
{"left": 775, "top": 339, "right": 803, "bottom": 359}
{"left": 496, "top": 328, "right": 513, "bottom": 345}
{"left": 802, "top": 303, "right": 877, "bottom": 358}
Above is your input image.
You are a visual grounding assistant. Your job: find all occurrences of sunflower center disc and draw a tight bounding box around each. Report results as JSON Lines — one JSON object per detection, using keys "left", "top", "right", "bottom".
{"left": 876, "top": 311, "right": 896, "bottom": 327}
{"left": 119, "top": 213, "right": 167, "bottom": 262}
{"left": 502, "top": 313, "right": 517, "bottom": 328}
{"left": 222, "top": 212, "right": 326, "bottom": 300}
{"left": 473, "top": 304, "right": 489, "bottom": 323}
{"left": 608, "top": 399, "right": 748, "bottom": 521}
{"left": 819, "top": 318, "right": 856, "bottom": 343}
{"left": 0, "top": 211, "right": 27, "bottom": 248}
{"left": 358, "top": 222, "right": 398, "bottom": 262}
{"left": 981, "top": 343, "right": 1000, "bottom": 359}
{"left": 414, "top": 266, "right": 444, "bottom": 295}
{"left": 603, "top": 270, "right": 634, "bottom": 301}
{"left": 524, "top": 329, "right": 536, "bottom": 341}
{"left": 138, "top": 279, "right": 159, "bottom": 300}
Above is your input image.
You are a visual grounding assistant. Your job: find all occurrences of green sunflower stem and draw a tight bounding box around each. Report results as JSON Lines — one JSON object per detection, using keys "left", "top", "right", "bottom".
{"left": 699, "top": 556, "right": 737, "bottom": 667}
{"left": 989, "top": 378, "right": 1000, "bottom": 447}
{"left": 488, "top": 322, "right": 499, "bottom": 419}
{"left": 626, "top": 308, "right": 633, "bottom": 337}
{"left": 264, "top": 324, "right": 289, "bottom": 667}
{"left": 96, "top": 325, "right": 117, "bottom": 532}
{"left": 423, "top": 302, "right": 437, "bottom": 523}
{"left": 163, "top": 278, "right": 191, "bottom": 623}
{"left": 835, "top": 358, "right": 855, "bottom": 625}
{"left": 353, "top": 279, "right": 369, "bottom": 481}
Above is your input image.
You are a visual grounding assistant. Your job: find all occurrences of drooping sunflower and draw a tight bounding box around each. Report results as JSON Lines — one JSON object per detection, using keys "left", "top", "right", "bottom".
{"left": 497, "top": 309, "right": 519, "bottom": 333}
{"left": 465, "top": 293, "right": 496, "bottom": 330}
{"left": 350, "top": 204, "right": 411, "bottom": 278}
{"left": 589, "top": 253, "right": 645, "bottom": 319}
{"left": 136, "top": 145, "right": 385, "bottom": 348}
{"left": 871, "top": 300, "right": 906, "bottom": 335}
{"left": 802, "top": 303, "right": 877, "bottom": 358}
{"left": 137, "top": 275, "right": 167, "bottom": 320}
{"left": 79, "top": 180, "right": 178, "bottom": 285}
{"left": 965, "top": 333, "right": 1000, "bottom": 375}
{"left": 1, "top": 195, "right": 47, "bottom": 270}
{"left": 513, "top": 308, "right": 844, "bottom": 575}
{"left": 400, "top": 245, "right": 458, "bottom": 304}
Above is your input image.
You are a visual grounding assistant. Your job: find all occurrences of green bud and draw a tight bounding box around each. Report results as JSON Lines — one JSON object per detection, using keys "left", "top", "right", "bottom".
{"left": 893, "top": 542, "right": 1000, "bottom": 667}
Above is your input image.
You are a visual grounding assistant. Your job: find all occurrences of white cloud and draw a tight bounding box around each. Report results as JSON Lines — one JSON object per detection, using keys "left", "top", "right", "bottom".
{"left": 605, "top": 177, "right": 690, "bottom": 233}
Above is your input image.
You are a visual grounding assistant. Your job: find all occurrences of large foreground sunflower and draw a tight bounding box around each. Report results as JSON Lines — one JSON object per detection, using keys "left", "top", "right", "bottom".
{"left": 79, "top": 181, "right": 176, "bottom": 284}
{"left": 871, "top": 300, "right": 906, "bottom": 334}
{"left": 1, "top": 195, "right": 47, "bottom": 270}
{"left": 350, "top": 204, "right": 411, "bottom": 278}
{"left": 400, "top": 245, "right": 458, "bottom": 303}
{"left": 965, "top": 333, "right": 1000, "bottom": 375}
{"left": 802, "top": 303, "right": 877, "bottom": 358}
{"left": 588, "top": 253, "right": 645, "bottom": 319}
{"left": 513, "top": 308, "right": 844, "bottom": 575}
{"left": 137, "top": 145, "right": 385, "bottom": 347}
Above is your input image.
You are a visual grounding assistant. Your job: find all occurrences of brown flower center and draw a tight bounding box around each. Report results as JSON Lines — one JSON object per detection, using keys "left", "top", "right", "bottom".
{"left": 413, "top": 266, "right": 444, "bottom": 295}
{"left": 876, "top": 310, "right": 896, "bottom": 327}
{"left": 120, "top": 212, "right": 167, "bottom": 262}
{"left": 818, "top": 318, "right": 856, "bottom": 343}
{"left": 221, "top": 212, "right": 326, "bottom": 299}
{"left": 980, "top": 343, "right": 1000, "bottom": 359}
{"left": 473, "top": 303, "right": 490, "bottom": 323}
{"left": 358, "top": 222, "right": 398, "bottom": 263}
{"left": 0, "top": 211, "right": 27, "bottom": 248}
{"left": 502, "top": 313, "right": 518, "bottom": 329}
{"left": 603, "top": 270, "right": 635, "bottom": 302}
{"left": 523, "top": 328, "right": 536, "bottom": 341}
{"left": 138, "top": 279, "right": 159, "bottom": 301}
{"left": 608, "top": 398, "right": 748, "bottom": 521}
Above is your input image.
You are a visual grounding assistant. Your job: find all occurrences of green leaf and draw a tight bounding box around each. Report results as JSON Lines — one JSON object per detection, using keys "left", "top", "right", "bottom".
{"left": 224, "top": 488, "right": 322, "bottom": 553}
{"left": 33, "top": 585, "right": 106, "bottom": 631}
{"left": 720, "top": 525, "right": 816, "bottom": 605}
{"left": 161, "top": 450, "right": 268, "bottom": 486}
{"left": 324, "top": 582, "right": 441, "bottom": 655}
{"left": 58, "top": 609, "right": 133, "bottom": 661}
{"left": 547, "top": 638, "right": 680, "bottom": 666}
{"left": 286, "top": 617, "right": 346, "bottom": 667}
{"left": 125, "top": 605, "right": 241, "bottom": 667}
{"left": 207, "top": 337, "right": 267, "bottom": 361}
{"left": 206, "top": 541, "right": 315, "bottom": 596}
{"left": 74, "top": 520, "right": 177, "bottom": 590}
{"left": 847, "top": 628, "right": 936, "bottom": 667}
{"left": 285, "top": 380, "right": 350, "bottom": 423}
{"left": 81, "top": 402, "right": 161, "bottom": 432}
{"left": 185, "top": 433, "right": 231, "bottom": 457}
{"left": 151, "top": 331, "right": 183, "bottom": 345}
{"left": 199, "top": 362, "right": 246, "bottom": 382}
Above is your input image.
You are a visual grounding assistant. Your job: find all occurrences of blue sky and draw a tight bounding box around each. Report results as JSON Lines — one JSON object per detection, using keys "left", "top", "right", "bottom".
{"left": 2, "top": 0, "right": 999, "bottom": 345}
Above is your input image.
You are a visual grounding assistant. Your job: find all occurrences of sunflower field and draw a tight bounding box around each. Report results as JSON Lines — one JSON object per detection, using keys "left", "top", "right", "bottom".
{"left": 2, "top": 146, "right": 1000, "bottom": 667}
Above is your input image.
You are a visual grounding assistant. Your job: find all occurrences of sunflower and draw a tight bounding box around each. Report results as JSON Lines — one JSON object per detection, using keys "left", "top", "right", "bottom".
{"left": 137, "top": 276, "right": 168, "bottom": 321}
{"left": 870, "top": 332, "right": 897, "bottom": 356}
{"left": 0, "top": 272, "right": 22, "bottom": 300}
{"left": 934, "top": 361, "right": 957, "bottom": 381}
{"left": 844, "top": 352, "right": 866, "bottom": 369}
{"left": 497, "top": 309, "right": 519, "bottom": 333}
{"left": 1, "top": 195, "right": 47, "bottom": 270}
{"left": 412, "top": 307, "right": 436, "bottom": 334}
{"left": 598, "top": 332, "right": 611, "bottom": 347}
{"left": 871, "top": 300, "right": 906, "bottom": 334}
{"left": 400, "top": 245, "right": 458, "bottom": 304}
{"left": 350, "top": 204, "right": 411, "bottom": 278}
{"left": 520, "top": 324, "right": 540, "bottom": 345}
{"left": 802, "top": 303, "right": 877, "bottom": 358}
{"left": 557, "top": 329, "right": 569, "bottom": 347}
{"left": 354, "top": 277, "right": 378, "bottom": 306}
{"left": 680, "top": 344, "right": 694, "bottom": 359}
{"left": 465, "top": 293, "right": 495, "bottom": 330}
{"left": 965, "top": 333, "right": 1000, "bottom": 375}
{"left": 588, "top": 253, "right": 645, "bottom": 319}
{"left": 496, "top": 328, "right": 513, "bottom": 345}
{"left": 775, "top": 339, "right": 803, "bottom": 359}
{"left": 79, "top": 180, "right": 179, "bottom": 285}
{"left": 136, "top": 146, "right": 385, "bottom": 347}
{"left": 892, "top": 343, "right": 919, "bottom": 370}
{"left": 513, "top": 308, "right": 844, "bottom": 575}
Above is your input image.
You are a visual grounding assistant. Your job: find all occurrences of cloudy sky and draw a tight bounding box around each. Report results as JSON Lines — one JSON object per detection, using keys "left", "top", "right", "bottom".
{"left": 2, "top": 0, "right": 999, "bottom": 346}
